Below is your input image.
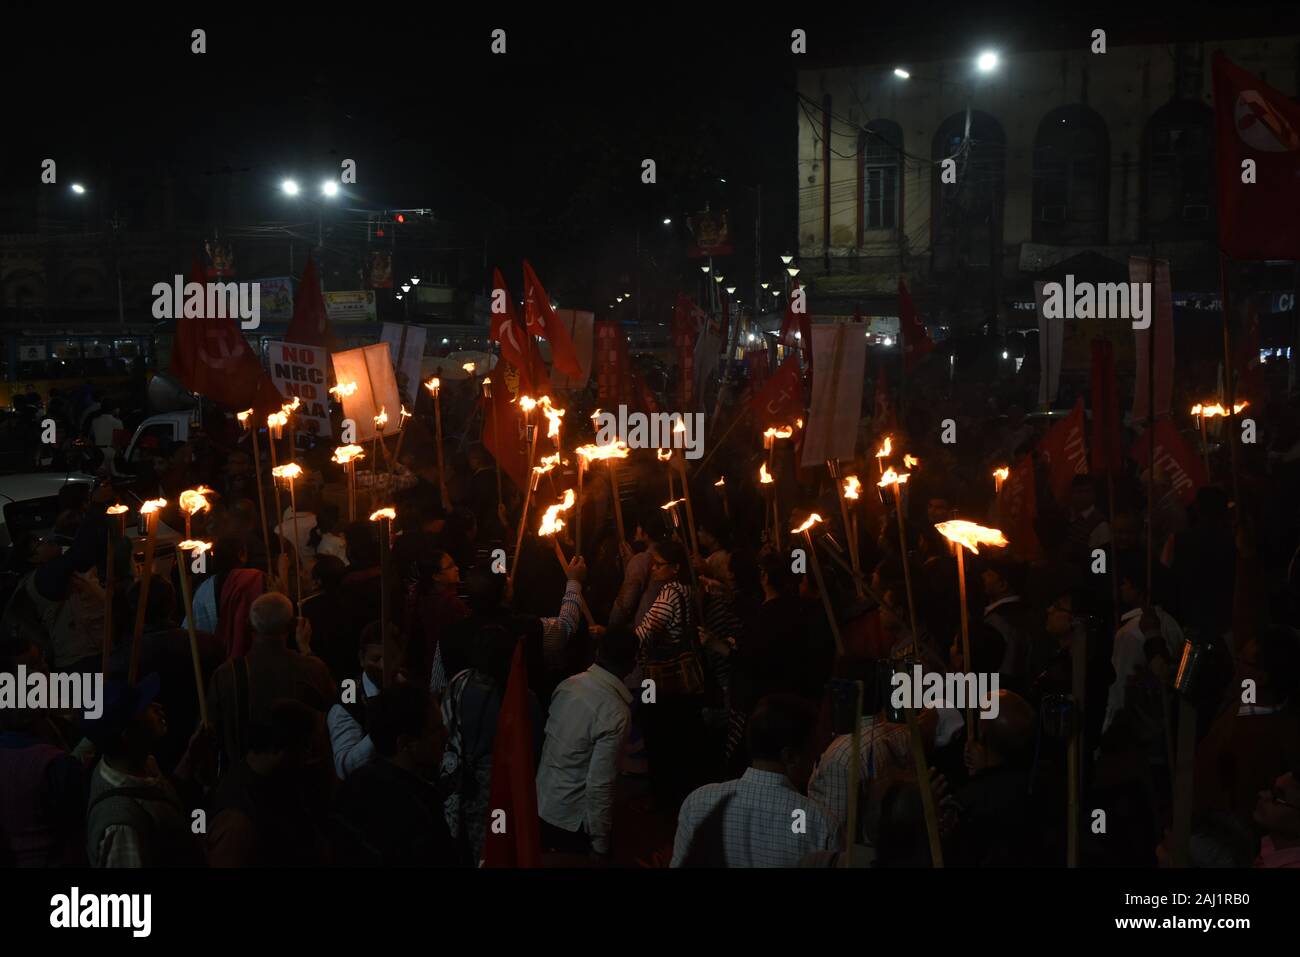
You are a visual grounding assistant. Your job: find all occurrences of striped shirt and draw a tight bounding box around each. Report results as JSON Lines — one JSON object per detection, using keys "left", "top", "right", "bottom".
{"left": 671, "top": 768, "right": 841, "bottom": 867}
{"left": 634, "top": 580, "right": 694, "bottom": 649}
{"left": 808, "top": 716, "right": 912, "bottom": 831}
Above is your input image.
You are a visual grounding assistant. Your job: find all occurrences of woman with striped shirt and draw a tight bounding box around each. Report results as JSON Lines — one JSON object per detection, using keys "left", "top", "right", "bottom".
{"left": 634, "top": 540, "right": 708, "bottom": 812}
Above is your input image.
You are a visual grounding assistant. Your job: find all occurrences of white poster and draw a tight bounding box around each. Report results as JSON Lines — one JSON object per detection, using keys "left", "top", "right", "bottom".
{"left": 379, "top": 323, "right": 428, "bottom": 408}
{"left": 268, "top": 341, "right": 332, "bottom": 439}
{"left": 801, "top": 323, "right": 867, "bottom": 466}
{"left": 330, "top": 343, "right": 401, "bottom": 443}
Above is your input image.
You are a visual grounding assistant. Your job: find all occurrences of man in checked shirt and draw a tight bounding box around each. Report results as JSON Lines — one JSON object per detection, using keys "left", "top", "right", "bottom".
{"left": 672, "top": 694, "right": 841, "bottom": 867}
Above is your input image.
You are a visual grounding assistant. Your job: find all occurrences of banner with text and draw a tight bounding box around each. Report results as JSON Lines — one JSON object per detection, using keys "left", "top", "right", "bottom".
{"left": 268, "top": 341, "right": 332, "bottom": 438}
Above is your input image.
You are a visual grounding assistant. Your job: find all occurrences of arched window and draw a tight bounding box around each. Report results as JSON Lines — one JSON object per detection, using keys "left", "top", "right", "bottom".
{"left": 1142, "top": 100, "right": 1214, "bottom": 241}
{"left": 931, "top": 110, "right": 1005, "bottom": 272}
{"left": 1032, "top": 105, "right": 1109, "bottom": 244}
{"left": 860, "top": 120, "right": 903, "bottom": 232}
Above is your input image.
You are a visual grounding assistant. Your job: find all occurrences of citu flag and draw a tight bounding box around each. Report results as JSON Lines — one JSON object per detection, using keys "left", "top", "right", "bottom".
{"left": 750, "top": 354, "right": 804, "bottom": 429}
{"left": 491, "top": 267, "right": 550, "bottom": 394}
{"left": 1037, "top": 397, "right": 1089, "bottom": 504}
{"left": 898, "top": 278, "right": 934, "bottom": 372}
{"left": 481, "top": 640, "right": 542, "bottom": 868}
{"left": 1130, "top": 418, "right": 1208, "bottom": 509}
{"left": 284, "top": 252, "right": 335, "bottom": 349}
{"left": 521, "top": 259, "right": 581, "bottom": 378}
{"left": 1212, "top": 51, "right": 1300, "bottom": 261}
{"left": 170, "top": 253, "right": 281, "bottom": 415}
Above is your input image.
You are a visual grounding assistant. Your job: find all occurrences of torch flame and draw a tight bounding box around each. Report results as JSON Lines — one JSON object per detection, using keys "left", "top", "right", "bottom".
{"left": 374, "top": 407, "right": 388, "bottom": 429}
{"left": 657, "top": 448, "right": 673, "bottom": 462}
{"left": 843, "top": 475, "right": 861, "bottom": 500}
{"left": 139, "top": 498, "right": 167, "bottom": 516}
{"left": 177, "top": 539, "right": 212, "bottom": 555}
{"left": 673, "top": 417, "right": 687, "bottom": 435}
{"left": 575, "top": 441, "right": 630, "bottom": 462}
{"left": 106, "top": 504, "right": 129, "bottom": 516}
{"left": 660, "top": 498, "right": 685, "bottom": 511}
{"left": 272, "top": 463, "right": 303, "bottom": 481}
{"left": 934, "top": 520, "right": 1010, "bottom": 554}
{"left": 904, "top": 454, "right": 919, "bottom": 469}
{"left": 178, "top": 487, "right": 213, "bottom": 515}
{"left": 329, "top": 381, "right": 358, "bottom": 399}
{"left": 590, "top": 408, "right": 603, "bottom": 422}
{"left": 759, "top": 463, "right": 774, "bottom": 485}
{"left": 236, "top": 409, "right": 253, "bottom": 425}
{"left": 369, "top": 507, "right": 396, "bottom": 522}
{"left": 763, "top": 425, "right": 794, "bottom": 441}
{"left": 878, "top": 467, "right": 910, "bottom": 488}
{"left": 533, "top": 452, "right": 562, "bottom": 476}
{"left": 332, "top": 444, "right": 365, "bottom": 465}
{"left": 993, "top": 466, "right": 1010, "bottom": 482}
{"left": 796, "top": 418, "right": 804, "bottom": 429}
{"left": 714, "top": 476, "right": 726, "bottom": 488}
{"left": 400, "top": 405, "right": 412, "bottom": 421}
{"left": 875, "top": 436, "right": 893, "bottom": 460}
{"left": 792, "top": 513, "right": 823, "bottom": 535}
{"left": 541, "top": 398, "right": 565, "bottom": 440}
{"left": 517, "top": 395, "right": 538, "bottom": 413}
{"left": 424, "top": 377, "right": 441, "bottom": 395}
{"left": 1195, "top": 401, "right": 1249, "bottom": 418}
{"left": 538, "top": 489, "right": 577, "bottom": 537}
{"left": 266, "top": 411, "right": 288, "bottom": 429}
{"left": 462, "top": 362, "right": 476, "bottom": 375}
{"left": 282, "top": 396, "right": 301, "bottom": 414}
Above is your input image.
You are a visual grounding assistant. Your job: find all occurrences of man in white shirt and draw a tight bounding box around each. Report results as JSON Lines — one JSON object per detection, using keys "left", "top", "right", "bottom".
{"left": 536, "top": 628, "right": 637, "bottom": 860}
{"left": 327, "top": 625, "right": 385, "bottom": 779}
{"left": 672, "top": 694, "right": 841, "bottom": 867}
{"left": 1103, "top": 559, "right": 1184, "bottom": 734}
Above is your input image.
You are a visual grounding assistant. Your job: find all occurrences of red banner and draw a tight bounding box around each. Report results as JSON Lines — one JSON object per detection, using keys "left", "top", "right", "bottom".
{"left": 1130, "top": 418, "right": 1208, "bottom": 509}
{"left": 1213, "top": 51, "right": 1300, "bottom": 261}
{"left": 1038, "top": 398, "right": 1089, "bottom": 504}
{"left": 750, "top": 354, "right": 805, "bottom": 428}
{"left": 672, "top": 295, "right": 701, "bottom": 408}
{"left": 522, "top": 259, "right": 581, "bottom": 378}
{"left": 482, "top": 363, "right": 529, "bottom": 493}
{"left": 994, "top": 451, "right": 1040, "bottom": 561}
{"left": 491, "top": 267, "right": 549, "bottom": 394}
{"left": 898, "top": 278, "right": 934, "bottom": 372}
{"left": 594, "top": 319, "right": 632, "bottom": 406}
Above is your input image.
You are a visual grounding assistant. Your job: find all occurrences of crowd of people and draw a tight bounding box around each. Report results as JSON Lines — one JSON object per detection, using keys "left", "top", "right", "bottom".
{"left": 1, "top": 347, "right": 1299, "bottom": 869}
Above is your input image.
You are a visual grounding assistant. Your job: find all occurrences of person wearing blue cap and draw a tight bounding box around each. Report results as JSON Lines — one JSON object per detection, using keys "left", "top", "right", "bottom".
{"left": 83, "top": 676, "right": 208, "bottom": 867}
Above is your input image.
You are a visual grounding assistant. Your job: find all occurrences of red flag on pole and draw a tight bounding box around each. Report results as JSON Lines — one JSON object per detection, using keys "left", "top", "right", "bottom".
{"left": 750, "top": 354, "right": 804, "bottom": 428}
{"left": 171, "top": 254, "right": 281, "bottom": 414}
{"left": 1130, "top": 418, "right": 1208, "bottom": 509}
{"left": 482, "top": 367, "right": 529, "bottom": 493}
{"left": 1089, "top": 339, "right": 1122, "bottom": 474}
{"left": 491, "top": 268, "right": 550, "bottom": 394}
{"left": 898, "top": 278, "right": 934, "bottom": 372}
{"left": 521, "top": 260, "right": 581, "bottom": 378}
{"left": 994, "top": 451, "right": 1041, "bottom": 561}
{"left": 481, "top": 640, "right": 542, "bottom": 868}
{"left": 1212, "top": 51, "right": 1300, "bottom": 261}
{"left": 1037, "top": 398, "right": 1089, "bottom": 504}
{"left": 594, "top": 319, "right": 633, "bottom": 406}
{"left": 284, "top": 252, "right": 334, "bottom": 348}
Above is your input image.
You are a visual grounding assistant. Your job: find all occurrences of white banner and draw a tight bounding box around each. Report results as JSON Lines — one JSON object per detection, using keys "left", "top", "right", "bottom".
{"left": 330, "top": 343, "right": 401, "bottom": 443}
{"left": 325, "top": 290, "right": 378, "bottom": 322}
{"left": 800, "top": 323, "right": 867, "bottom": 466}
{"left": 268, "top": 341, "right": 332, "bottom": 439}
{"left": 379, "top": 323, "right": 428, "bottom": 408}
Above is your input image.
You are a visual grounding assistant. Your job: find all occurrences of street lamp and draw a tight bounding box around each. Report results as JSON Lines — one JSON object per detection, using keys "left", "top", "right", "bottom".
{"left": 787, "top": 266, "right": 800, "bottom": 278}
{"left": 714, "top": 275, "right": 725, "bottom": 284}
{"left": 400, "top": 284, "right": 410, "bottom": 293}
{"left": 321, "top": 180, "right": 339, "bottom": 197}
{"left": 662, "top": 217, "right": 672, "bottom": 225}
{"left": 70, "top": 183, "right": 87, "bottom": 195}
{"left": 761, "top": 282, "right": 770, "bottom": 290}
{"left": 411, "top": 277, "right": 420, "bottom": 285}
{"left": 894, "top": 67, "right": 911, "bottom": 79}
{"left": 780, "top": 253, "right": 794, "bottom": 265}
{"left": 976, "top": 50, "right": 999, "bottom": 73}
{"left": 700, "top": 265, "right": 711, "bottom": 274}
{"left": 281, "top": 179, "right": 300, "bottom": 196}
{"left": 726, "top": 286, "right": 736, "bottom": 295}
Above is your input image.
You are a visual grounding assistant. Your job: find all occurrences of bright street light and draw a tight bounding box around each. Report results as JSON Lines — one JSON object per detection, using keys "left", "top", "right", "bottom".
{"left": 321, "top": 181, "right": 339, "bottom": 197}
{"left": 400, "top": 284, "right": 410, "bottom": 293}
{"left": 976, "top": 50, "right": 999, "bottom": 73}
{"left": 714, "top": 275, "right": 725, "bottom": 284}
{"left": 410, "top": 277, "right": 420, "bottom": 285}
{"left": 281, "top": 179, "right": 300, "bottom": 196}
{"left": 760, "top": 282, "right": 770, "bottom": 290}
{"left": 893, "top": 67, "right": 911, "bottom": 79}
{"left": 70, "top": 183, "right": 87, "bottom": 195}
{"left": 787, "top": 266, "right": 800, "bottom": 277}
{"left": 700, "top": 265, "right": 710, "bottom": 274}
{"left": 780, "top": 253, "right": 793, "bottom": 265}
{"left": 662, "top": 217, "right": 672, "bottom": 225}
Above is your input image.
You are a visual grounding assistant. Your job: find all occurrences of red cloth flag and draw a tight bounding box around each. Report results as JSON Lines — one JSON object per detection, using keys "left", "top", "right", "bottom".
{"left": 1212, "top": 51, "right": 1300, "bottom": 261}
{"left": 170, "top": 254, "right": 281, "bottom": 414}
{"left": 898, "top": 278, "right": 934, "bottom": 372}
{"left": 284, "top": 253, "right": 334, "bottom": 348}
{"left": 491, "top": 268, "right": 549, "bottom": 394}
{"left": 521, "top": 260, "right": 581, "bottom": 378}
{"left": 672, "top": 295, "right": 701, "bottom": 408}
{"left": 1037, "top": 398, "right": 1089, "bottom": 504}
{"left": 594, "top": 319, "right": 633, "bottom": 406}
{"left": 1089, "top": 339, "right": 1122, "bottom": 474}
{"left": 750, "top": 354, "right": 804, "bottom": 428}
{"left": 482, "top": 366, "right": 530, "bottom": 493}
{"left": 1130, "top": 418, "right": 1208, "bottom": 509}
{"left": 994, "top": 452, "right": 1041, "bottom": 561}
{"left": 481, "top": 640, "right": 542, "bottom": 868}
{"left": 779, "top": 280, "right": 812, "bottom": 372}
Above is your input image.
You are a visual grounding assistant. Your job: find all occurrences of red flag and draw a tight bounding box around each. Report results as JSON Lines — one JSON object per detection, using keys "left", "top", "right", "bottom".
{"left": 284, "top": 253, "right": 334, "bottom": 348}
{"left": 750, "top": 354, "right": 804, "bottom": 428}
{"left": 594, "top": 319, "right": 633, "bottom": 406}
{"left": 779, "top": 281, "right": 812, "bottom": 372}
{"left": 521, "top": 260, "right": 581, "bottom": 378}
{"left": 672, "top": 295, "right": 701, "bottom": 408}
{"left": 1131, "top": 418, "right": 1208, "bottom": 509}
{"left": 1089, "top": 339, "right": 1122, "bottom": 474}
{"left": 170, "top": 254, "right": 281, "bottom": 414}
{"left": 482, "top": 366, "right": 530, "bottom": 494}
{"left": 491, "top": 268, "right": 549, "bottom": 394}
{"left": 898, "top": 278, "right": 934, "bottom": 372}
{"left": 1213, "top": 51, "right": 1300, "bottom": 261}
{"left": 481, "top": 640, "right": 542, "bottom": 868}
{"left": 1038, "top": 398, "right": 1089, "bottom": 504}
{"left": 994, "top": 451, "right": 1040, "bottom": 561}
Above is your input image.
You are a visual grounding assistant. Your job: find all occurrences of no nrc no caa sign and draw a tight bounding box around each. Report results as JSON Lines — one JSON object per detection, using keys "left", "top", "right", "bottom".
{"left": 268, "top": 341, "right": 331, "bottom": 437}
